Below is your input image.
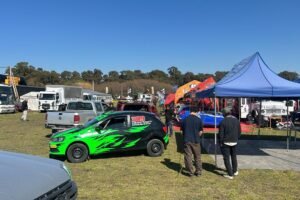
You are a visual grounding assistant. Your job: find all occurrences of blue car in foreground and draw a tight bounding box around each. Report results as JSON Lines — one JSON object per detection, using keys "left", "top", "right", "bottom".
{"left": 176, "top": 105, "right": 224, "bottom": 127}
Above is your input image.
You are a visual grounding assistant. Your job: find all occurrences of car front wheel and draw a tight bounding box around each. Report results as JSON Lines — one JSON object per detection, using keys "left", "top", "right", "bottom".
{"left": 146, "top": 139, "right": 164, "bottom": 157}
{"left": 67, "top": 143, "right": 89, "bottom": 163}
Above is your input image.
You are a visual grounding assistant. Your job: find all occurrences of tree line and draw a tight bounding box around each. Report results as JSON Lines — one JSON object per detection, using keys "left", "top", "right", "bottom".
{"left": 5, "top": 62, "right": 299, "bottom": 96}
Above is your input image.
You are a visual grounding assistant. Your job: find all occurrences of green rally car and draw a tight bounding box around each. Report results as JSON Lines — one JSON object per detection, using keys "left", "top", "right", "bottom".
{"left": 49, "top": 111, "right": 169, "bottom": 163}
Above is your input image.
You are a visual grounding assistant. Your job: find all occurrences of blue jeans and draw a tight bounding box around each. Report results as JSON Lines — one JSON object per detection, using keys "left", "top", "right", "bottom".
{"left": 167, "top": 121, "right": 173, "bottom": 136}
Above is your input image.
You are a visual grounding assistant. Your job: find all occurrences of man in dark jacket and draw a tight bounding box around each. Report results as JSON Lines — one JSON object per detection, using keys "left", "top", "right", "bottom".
{"left": 181, "top": 106, "right": 203, "bottom": 177}
{"left": 218, "top": 108, "right": 241, "bottom": 179}
{"left": 165, "top": 104, "right": 175, "bottom": 136}
{"left": 21, "top": 100, "right": 28, "bottom": 121}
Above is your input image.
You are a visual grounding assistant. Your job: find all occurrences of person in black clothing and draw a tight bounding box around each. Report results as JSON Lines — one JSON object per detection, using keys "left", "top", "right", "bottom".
{"left": 218, "top": 108, "right": 241, "bottom": 179}
{"left": 21, "top": 100, "right": 28, "bottom": 121}
{"left": 165, "top": 105, "right": 175, "bottom": 137}
{"left": 181, "top": 106, "right": 203, "bottom": 177}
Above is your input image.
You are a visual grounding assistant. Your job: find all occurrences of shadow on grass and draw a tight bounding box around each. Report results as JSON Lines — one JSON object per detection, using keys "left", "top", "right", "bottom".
{"left": 49, "top": 154, "right": 67, "bottom": 162}
{"left": 160, "top": 158, "right": 192, "bottom": 177}
{"left": 202, "top": 162, "right": 226, "bottom": 176}
{"left": 161, "top": 158, "right": 226, "bottom": 177}
{"left": 91, "top": 150, "right": 146, "bottom": 160}
{"left": 49, "top": 151, "right": 145, "bottom": 163}
{"left": 161, "top": 158, "right": 182, "bottom": 173}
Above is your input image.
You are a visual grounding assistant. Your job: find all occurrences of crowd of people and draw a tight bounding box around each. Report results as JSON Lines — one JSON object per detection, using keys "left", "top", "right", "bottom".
{"left": 165, "top": 104, "right": 241, "bottom": 180}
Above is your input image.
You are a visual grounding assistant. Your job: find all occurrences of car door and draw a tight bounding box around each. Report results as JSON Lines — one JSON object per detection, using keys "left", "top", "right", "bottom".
{"left": 93, "top": 115, "right": 130, "bottom": 154}
{"left": 125, "top": 113, "right": 154, "bottom": 150}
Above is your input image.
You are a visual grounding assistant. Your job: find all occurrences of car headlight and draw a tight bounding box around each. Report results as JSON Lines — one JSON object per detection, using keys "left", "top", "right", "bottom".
{"left": 51, "top": 136, "right": 65, "bottom": 142}
{"left": 61, "top": 163, "right": 72, "bottom": 179}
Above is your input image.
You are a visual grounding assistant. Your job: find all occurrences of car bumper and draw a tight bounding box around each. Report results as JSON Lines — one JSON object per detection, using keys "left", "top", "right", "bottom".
{"left": 49, "top": 143, "right": 66, "bottom": 156}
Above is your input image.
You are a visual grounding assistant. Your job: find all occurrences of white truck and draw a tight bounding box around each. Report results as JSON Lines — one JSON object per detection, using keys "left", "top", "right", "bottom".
{"left": 38, "top": 85, "right": 83, "bottom": 112}
{"left": 240, "top": 98, "right": 295, "bottom": 119}
{"left": 0, "top": 84, "right": 15, "bottom": 114}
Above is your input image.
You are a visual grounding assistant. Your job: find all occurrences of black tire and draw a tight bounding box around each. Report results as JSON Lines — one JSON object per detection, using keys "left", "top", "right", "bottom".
{"left": 146, "top": 139, "right": 164, "bottom": 157}
{"left": 67, "top": 143, "right": 89, "bottom": 163}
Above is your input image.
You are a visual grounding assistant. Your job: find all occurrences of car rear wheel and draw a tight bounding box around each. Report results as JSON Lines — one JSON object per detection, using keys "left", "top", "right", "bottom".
{"left": 67, "top": 143, "right": 89, "bottom": 163}
{"left": 146, "top": 139, "right": 164, "bottom": 157}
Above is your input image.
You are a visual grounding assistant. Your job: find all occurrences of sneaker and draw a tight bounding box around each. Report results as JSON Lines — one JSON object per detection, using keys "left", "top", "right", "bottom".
{"left": 223, "top": 175, "right": 234, "bottom": 180}
{"left": 233, "top": 171, "right": 239, "bottom": 176}
{"left": 187, "top": 173, "right": 194, "bottom": 178}
{"left": 194, "top": 172, "right": 202, "bottom": 177}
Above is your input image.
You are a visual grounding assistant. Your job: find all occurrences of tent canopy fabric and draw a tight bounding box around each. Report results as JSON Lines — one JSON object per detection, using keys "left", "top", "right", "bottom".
{"left": 164, "top": 93, "right": 175, "bottom": 105}
{"left": 196, "top": 52, "right": 300, "bottom": 98}
{"left": 175, "top": 80, "right": 200, "bottom": 103}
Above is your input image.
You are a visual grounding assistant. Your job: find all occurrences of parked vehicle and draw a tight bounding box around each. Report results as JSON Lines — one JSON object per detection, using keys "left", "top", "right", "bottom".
{"left": 0, "top": 84, "right": 15, "bottom": 113}
{"left": 137, "top": 93, "right": 153, "bottom": 103}
{"left": 0, "top": 150, "right": 77, "bottom": 200}
{"left": 45, "top": 100, "right": 105, "bottom": 133}
{"left": 176, "top": 105, "right": 224, "bottom": 127}
{"left": 117, "top": 101, "right": 159, "bottom": 116}
{"left": 239, "top": 98, "right": 295, "bottom": 119}
{"left": 49, "top": 111, "right": 169, "bottom": 163}
{"left": 291, "top": 111, "right": 300, "bottom": 129}
{"left": 38, "top": 85, "right": 83, "bottom": 112}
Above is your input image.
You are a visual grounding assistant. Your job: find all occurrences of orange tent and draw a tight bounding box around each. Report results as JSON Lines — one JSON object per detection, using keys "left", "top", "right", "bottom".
{"left": 175, "top": 80, "right": 200, "bottom": 104}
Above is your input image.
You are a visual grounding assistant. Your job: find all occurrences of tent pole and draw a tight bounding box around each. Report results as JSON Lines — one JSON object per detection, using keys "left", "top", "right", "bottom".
{"left": 258, "top": 99, "right": 262, "bottom": 137}
{"left": 286, "top": 99, "right": 289, "bottom": 151}
{"left": 214, "top": 95, "right": 218, "bottom": 167}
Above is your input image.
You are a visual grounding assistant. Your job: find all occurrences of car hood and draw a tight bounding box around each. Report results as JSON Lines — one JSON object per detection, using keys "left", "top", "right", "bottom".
{"left": 0, "top": 151, "right": 70, "bottom": 200}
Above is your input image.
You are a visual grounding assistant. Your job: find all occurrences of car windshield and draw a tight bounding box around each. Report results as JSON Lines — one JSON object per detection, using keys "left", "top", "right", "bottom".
{"left": 39, "top": 93, "right": 55, "bottom": 100}
{"left": 77, "top": 112, "right": 112, "bottom": 130}
{"left": 79, "top": 118, "right": 100, "bottom": 129}
{"left": 0, "top": 94, "right": 14, "bottom": 105}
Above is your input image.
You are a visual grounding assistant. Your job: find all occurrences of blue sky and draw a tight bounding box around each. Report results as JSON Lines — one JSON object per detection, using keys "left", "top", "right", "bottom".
{"left": 0, "top": 0, "right": 299, "bottom": 75}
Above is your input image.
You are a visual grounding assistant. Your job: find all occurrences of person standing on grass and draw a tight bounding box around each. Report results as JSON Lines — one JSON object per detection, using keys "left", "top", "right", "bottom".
{"left": 218, "top": 108, "right": 241, "bottom": 180}
{"left": 21, "top": 99, "right": 28, "bottom": 121}
{"left": 165, "top": 104, "right": 175, "bottom": 137}
{"left": 181, "top": 106, "right": 203, "bottom": 177}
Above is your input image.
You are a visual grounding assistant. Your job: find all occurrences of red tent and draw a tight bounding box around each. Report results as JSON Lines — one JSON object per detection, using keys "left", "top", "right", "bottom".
{"left": 164, "top": 93, "right": 175, "bottom": 105}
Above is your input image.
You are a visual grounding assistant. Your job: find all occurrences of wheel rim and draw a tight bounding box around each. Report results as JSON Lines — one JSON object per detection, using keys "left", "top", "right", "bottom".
{"left": 73, "top": 147, "right": 84, "bottom": 159}
{"left": 151, "top": 143, "right": 161, "bottom": 153}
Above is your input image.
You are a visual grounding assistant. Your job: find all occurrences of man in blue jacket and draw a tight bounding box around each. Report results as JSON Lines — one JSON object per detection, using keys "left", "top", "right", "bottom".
{"left": 181, "top": 106, "right": 203, "bottom": 177}
{"left": 218, "top": 108, "right": 241, "bottom": 179}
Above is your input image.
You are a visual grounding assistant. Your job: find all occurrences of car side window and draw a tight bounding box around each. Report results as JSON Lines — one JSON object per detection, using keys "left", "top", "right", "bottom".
{"left": 103, "top": 116, "right": 128, "bottom": 130}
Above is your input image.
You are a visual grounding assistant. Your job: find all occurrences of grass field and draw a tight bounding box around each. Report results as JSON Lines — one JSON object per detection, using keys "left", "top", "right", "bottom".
{"left": 1, "top": 112, "right": 300, "bottom": 200}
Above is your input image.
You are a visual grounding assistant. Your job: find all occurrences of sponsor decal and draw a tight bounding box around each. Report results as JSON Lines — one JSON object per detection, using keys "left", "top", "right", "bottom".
{"left": 131, "top": 116, "right": 152, "bottom": 126}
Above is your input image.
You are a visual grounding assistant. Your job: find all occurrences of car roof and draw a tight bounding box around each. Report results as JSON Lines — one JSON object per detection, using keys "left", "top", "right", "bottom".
{"left": 109, "top": 110, "right": 155, "bottom": 116}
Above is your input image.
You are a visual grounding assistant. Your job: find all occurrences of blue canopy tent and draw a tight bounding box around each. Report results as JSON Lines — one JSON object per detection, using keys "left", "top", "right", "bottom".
{"left": 197, "top": 52, "right": 300, "bottom": 98}
{"left": 196, "top": 52, "right": 300, "bottom": 166}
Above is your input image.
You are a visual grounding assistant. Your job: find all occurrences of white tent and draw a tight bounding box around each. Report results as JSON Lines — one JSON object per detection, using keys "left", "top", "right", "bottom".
{"left": 20, "top": 92, "right": 40, "bottom": 111}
